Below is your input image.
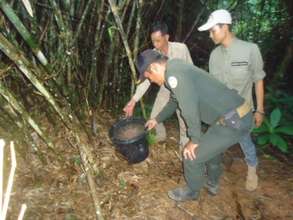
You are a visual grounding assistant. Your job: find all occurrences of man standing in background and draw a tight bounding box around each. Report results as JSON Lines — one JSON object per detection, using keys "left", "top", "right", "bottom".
{"left": 198, "top": 9, "right": 266, "bottom": 191}
{"left": 123, "top": 22, "right": 193, "bottom": 149}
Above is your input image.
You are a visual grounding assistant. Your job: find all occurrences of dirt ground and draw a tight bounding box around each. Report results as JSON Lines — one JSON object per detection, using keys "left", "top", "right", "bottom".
{"left": 6, "top": 110, "right": 293, "bottom": 220}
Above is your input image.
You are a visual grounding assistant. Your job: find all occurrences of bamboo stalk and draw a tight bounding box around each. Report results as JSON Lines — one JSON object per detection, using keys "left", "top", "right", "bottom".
{"left": 21, "top": 0, "right": 33, "bottom": 17}
{"left": 17, "top": 204, "right": 27, "bottom": 220}
{"left": 0, "top": 139, "right": 3, "bottom": 213}
{"left": 67, "top": 135, "right": 104, "bottom": 220}
{"left": 133, "top": 0, "right": 143, "bottom": 61}
{"left": 47, "top": 0, "right": 66, "bottom": 32}
{"left": 1, "top": 141, "right": 16, "bottom": 220}
{"left": 125, "top": 0, "right": 136, "bottom": 37}
{"left": 0, "top": 32, "right": 69, "bottom": 126}
{"left": 175, "top": 0, "right": 184, "bottom": 41}
{"left": 183, "top": 3, "right": 207, "bottom": 43}
{"left": 1, "top": 102, "right": 24, "bottom": 129}
{"left": 0, "top": 30, "right": 99, "bottom": 181}
{"left": 121, "top": 0, "right": 132, "bottom": 21}
{"left": 0, "top": 2, "right": 48, "bottom": 65}
{"left": 86, "top": 167, "right": 104, "bottom": 220}
{"left": 71, "top": 0, "right": 95, "bottom": 45}
{"left": 0, "top": 82, "right": 55, "bottom": 152}
{"left": 108, "top": 0, "right": 137, "bottom": 85}
{"left": 132, "top": 0, "right": 146, "bottom": 118}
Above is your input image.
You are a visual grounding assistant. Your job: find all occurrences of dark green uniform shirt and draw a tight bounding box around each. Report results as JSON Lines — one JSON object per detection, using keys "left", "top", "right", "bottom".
{"left": 156, "top": 59, "right": 244, "bottom": 144}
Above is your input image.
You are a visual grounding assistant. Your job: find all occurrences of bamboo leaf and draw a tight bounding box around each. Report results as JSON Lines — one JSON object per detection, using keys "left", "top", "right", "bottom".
{"left": 0, "top": 82, "right": 55, "bottom": 151}
{"left": 0, "top": 3, "right": 47, "bottom": 65}
{"left": 0, "top": 33, "right": 68, "bottom": 125}
{"left": 108, "top": 0, "right": 137, "bottom": 83}
{"left": 21, "top": 0, "right": 33, "bottom": 17}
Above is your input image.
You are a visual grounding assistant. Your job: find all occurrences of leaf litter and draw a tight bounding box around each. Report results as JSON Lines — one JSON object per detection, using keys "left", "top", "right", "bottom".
{"left": 6, "top": 109, "right": 293, "bottom": 219}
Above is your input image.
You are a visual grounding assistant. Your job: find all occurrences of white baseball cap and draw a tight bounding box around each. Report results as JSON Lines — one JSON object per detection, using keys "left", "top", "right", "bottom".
{"left": 198, "top": 9, "right": 232, "bottom": 31}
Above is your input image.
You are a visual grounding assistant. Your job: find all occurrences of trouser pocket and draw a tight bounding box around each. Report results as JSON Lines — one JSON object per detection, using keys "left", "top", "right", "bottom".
{"left": 222, "top": 109, "right": 241, "bottom": 129}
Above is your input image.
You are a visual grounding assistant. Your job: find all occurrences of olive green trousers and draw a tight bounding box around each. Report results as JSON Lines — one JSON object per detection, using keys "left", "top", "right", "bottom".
{"left": 184, "top": 112, "right": 253, "bottom": 192}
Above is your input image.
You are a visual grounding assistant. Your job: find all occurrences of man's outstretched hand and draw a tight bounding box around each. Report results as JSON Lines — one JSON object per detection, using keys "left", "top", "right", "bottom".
{"left": 145, "top": 119, "right": 158, "bottom": 130}
{"left": 123, "top": 98, "right": 136, "bottom": 117}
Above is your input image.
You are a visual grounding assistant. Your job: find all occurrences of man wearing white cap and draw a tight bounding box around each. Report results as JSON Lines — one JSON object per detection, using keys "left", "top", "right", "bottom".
{"left": 198, "top": 9, "right": 266, "bottom": 191}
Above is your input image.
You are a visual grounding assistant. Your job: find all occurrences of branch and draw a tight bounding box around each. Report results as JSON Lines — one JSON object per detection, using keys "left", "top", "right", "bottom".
{"left": 108, "top": 0, "right": 137, "bottom": 83}
{"left": 0, "top": 2, "right": 48, "bottom": 65}
{"left": 183, "top": 1, "right": 207, "bottom": 43}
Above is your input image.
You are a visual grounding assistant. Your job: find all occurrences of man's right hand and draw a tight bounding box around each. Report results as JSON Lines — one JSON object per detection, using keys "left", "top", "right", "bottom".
{"left": 123, "top": 98, "right": 136, "bottom": 117}
{"left": 145, "top": 119, "right": 158, "bottom": 130}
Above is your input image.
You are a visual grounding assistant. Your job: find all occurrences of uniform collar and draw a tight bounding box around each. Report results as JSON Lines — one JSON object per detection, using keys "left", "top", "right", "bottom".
{"left": 221, "top": 37, "right": 238, "bottom": 53}
{"left": 154, "top": 41, "right": 172, "bottom": 57}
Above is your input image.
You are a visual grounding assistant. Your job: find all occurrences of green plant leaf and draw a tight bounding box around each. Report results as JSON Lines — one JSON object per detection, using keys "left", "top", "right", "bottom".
{"left": 253, "top": 123, "right": 268, "bottom": 133}
{"left": 275, "top": 126, "right": 293, "bottom": 135}
{"left": 147, "top": 132, "right": 156, "bottom": 145}
{"left": 270, "top": 108, "right": 281, "bottom": 128}
{"left": 256, "top": 134, "right": 270, "bottom": 145}
{"left": 270, "top": 134, "right": 288, "bottom": 153}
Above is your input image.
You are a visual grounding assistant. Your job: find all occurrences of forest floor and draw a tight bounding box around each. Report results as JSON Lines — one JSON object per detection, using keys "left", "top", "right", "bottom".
{"left": 6, "top": 109, "right": 293, "bottom": 220}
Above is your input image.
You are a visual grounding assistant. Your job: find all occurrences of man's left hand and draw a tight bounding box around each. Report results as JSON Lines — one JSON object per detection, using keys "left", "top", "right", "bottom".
{"left": 254, "top": 112, "right": 264, "bottom": 128}
{"left": 183, "top": 141, "right": 199, "bottom": 160}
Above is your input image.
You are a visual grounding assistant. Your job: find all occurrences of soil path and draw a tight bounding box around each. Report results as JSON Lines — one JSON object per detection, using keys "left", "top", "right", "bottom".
{"left": 7, "top": 112, "right": 293, "bottom": 219}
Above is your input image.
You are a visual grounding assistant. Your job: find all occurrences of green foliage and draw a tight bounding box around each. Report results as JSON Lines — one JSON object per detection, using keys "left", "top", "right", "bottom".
{"left": 134, "top": 102, "right": 153, "bottom": 118}
{"left": 146, "top": 131, "right": 156, "bottom": 145}
{"left": 119, "top": 178, "right": 127, "bottom": 190}
{"left": 107, "top": 26, "right": 119, "bottom": 42}
{"left": 253, "top": 108, "right": 293, "bottom": 153}
{"left": 232, "top": 0, "right": 289, "bottom": 50}
{"left": 72, "top": 155, "right": 81, "bottom": 166}
{"left": 265, "top": 87, "right": 293, "bottom": 121}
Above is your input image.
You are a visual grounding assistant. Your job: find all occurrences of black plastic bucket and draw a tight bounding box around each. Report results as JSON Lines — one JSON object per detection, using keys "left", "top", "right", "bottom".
{"left": 109, "top": 117, "right": 149, "bottom": 164}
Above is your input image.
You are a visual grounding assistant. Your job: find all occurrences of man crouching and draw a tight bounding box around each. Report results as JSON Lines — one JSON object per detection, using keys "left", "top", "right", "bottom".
{"left": 138, "top": 49, "right": 253, "bottom": 201}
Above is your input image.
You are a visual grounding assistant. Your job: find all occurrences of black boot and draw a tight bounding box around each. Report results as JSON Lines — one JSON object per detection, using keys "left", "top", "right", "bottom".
{"left": 204, "top": 181, "right": 219, "bottom": 196}
{"left": 167, "top": 186, "right": 199, "bottom": 202}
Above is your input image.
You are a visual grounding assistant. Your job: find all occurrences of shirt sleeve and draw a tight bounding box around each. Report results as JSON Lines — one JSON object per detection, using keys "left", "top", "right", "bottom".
{"left": 208, "top": 50, "right": 217, "bottom": 76}
{"left": 132, "top": 79, "right": 151, "bottom": 102}
{"left": 166, "top": 74, "right": 201, "bottom": 144}
{"left": 155, "top": 93, "right": 177, "bottom": 123}
{"left": 250, "top": 44, "right": 266, "bottom": 82}
{"left": 182, "top": 44, "right": 194, "bottom": 64}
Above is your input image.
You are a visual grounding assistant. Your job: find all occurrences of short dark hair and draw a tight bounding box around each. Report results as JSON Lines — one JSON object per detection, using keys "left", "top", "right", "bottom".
{"left": 137, "top": 49, "right": 168, "bottom": 80}
{"left": 218, "top": 23, "right": 232, "bottom": 31}
{"left": 150, "top": 22, "right": 169, "bottom": 35}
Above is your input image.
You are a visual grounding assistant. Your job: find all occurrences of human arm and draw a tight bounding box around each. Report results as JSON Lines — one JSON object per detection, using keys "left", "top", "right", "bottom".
{"left": 254, "top": 79, "right": 265, "bottom": 127}
{"left": 155, "top": 94, "right": 178, "bottom": 123}
{"left": 145, "top": 118, "right": 158, "bottom": 130}
{"left": 164, "top": 73, "right": 201, "bottom": 144}
{"left": 132, "top": 79, "right": 151, "bottom": 101}
{"left": 145, "top": 92, "right": 177, "bottom": 130}
{"left": 123, "top": 97, "right": 136, "bottom": 117}
{"left": 182, "top": 44, "right": 193, "bottom": 65}
{"left": 123, "top": 80, "right": 151, "bottom": 116}
{"left": 251, "top": 44, "right": 266, "bottom": 127}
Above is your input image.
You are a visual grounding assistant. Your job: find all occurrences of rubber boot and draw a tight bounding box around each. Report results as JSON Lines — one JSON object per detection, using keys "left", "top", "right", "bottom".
{"left": 204, "top": 181, "right": 219, "bottom": 196}
{"left": 168, "top": 186, "right": 199, "bottom": 202}
{"left": 246, "top": 165, "right": 258, "bottom": 191}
